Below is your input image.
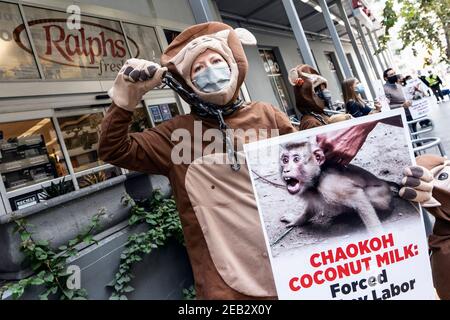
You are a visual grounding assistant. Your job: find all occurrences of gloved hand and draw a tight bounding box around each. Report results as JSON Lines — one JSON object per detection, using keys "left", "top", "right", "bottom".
{"left": 328, "top": 113, "right": 353, "bottom": 124}
{"left": 399, "top": 165, "right": 441, "bottom": 207}
{"left": 108, "top": 58, "right": 167, "bottom": 111}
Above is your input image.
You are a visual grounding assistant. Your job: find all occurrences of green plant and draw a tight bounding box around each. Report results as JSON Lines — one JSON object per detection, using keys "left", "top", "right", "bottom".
{"left": 378, "top": 0, "right": 450, "bottom": 63}
{"left": 107, "top": 191, "right": 185, "bottom": 300}
{"left": 79, "top": 171, "right": 106, "bottom": 188}
{"left": 182, "top": 285, "right": 196, "bottom": 300}
{"left": 0, "top": 208, "right": 106, "bottom": 300}
{"left": 40, "top": 177, "right": 74, "bottom": 200}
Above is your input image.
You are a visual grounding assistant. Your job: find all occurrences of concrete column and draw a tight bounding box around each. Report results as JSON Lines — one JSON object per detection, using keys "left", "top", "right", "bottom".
{"left": 355, "top": 19, "right": 381, "bottom": 80}
{"left": 366, "top": 26, "right": 385, "bottom": 73}
{"left": 281, "top": 0, "right": 318, "bottom": 69}
{"left": 188, "top": 0, "right": 216, "bottom": 23}
{"left": 318, "top": 0, "right": 352, "bottom": 78}
{"left": 336, "top": 0, "right": 376, "bottom": 98}
{"left": 386, "top": 49, "right": 397, "bottom": 69}
{"left": 373, "top": 30, "right": 390, "bottom": 70}
{"left": 380, "top": 50, "right": 390, "bottom": 70}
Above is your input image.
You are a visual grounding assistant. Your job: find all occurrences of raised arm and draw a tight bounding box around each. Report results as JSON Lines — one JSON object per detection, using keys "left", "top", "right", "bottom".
{"left": 98, "top": 104, "right": 174, "bottom": 175}
{"left": 98, "top": 59, "right": 172, "bottom": 175}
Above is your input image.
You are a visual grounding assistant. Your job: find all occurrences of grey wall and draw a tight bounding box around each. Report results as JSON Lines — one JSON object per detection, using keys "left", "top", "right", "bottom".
{"left": 151, "top": 0, "right": 196, "bottom": 26}
{"left": 57, "top": 0, "right": 196, "bottom": 27}
{"left": 4, "top": 223, "right": 194, "bottom": 300}
{"left": 242, "top": 46, "right": 280, "bottom": 107}
{"left": 75, "top": 0, "right": 155, "bottom": 17}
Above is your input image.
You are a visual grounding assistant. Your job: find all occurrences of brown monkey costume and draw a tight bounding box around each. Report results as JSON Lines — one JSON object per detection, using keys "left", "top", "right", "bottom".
{"left": 288, "top": 64, "right": 351, "bottom": 130}
{"left": 415, "top": 154, "right": 450, "bottom": 299}
{"left": 98, "top": 22, "right": 296, "bottom": 299}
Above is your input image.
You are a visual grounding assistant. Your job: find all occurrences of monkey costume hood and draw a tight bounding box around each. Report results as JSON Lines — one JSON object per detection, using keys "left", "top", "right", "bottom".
{"left": 98, "top": 22, "right": 296, "bottom": 299}
{"left": 161, "top": 23, "right": 256, "bottom": 106}
{"left": 416, "top": 154, "right": 450, "bottom": 299}
{"left": 289, "top": 64, "right": 330, "bottom": 130}
{"left": 288, "top": 64, "right": 351, "bottom": 130}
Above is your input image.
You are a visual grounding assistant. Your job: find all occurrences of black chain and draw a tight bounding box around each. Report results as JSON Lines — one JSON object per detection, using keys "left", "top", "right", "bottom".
{"left": 161, "top": 72, "right": 242, "bottom": 171}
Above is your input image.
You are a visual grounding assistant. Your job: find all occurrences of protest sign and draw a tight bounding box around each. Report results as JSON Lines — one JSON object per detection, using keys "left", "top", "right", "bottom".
{"left": 373, "top": 80, "right": 390, "bottom": 112}
{"left": 403, "top": 79, "right": 432, "bottom": 119}
{"left": 244, "top": 109, "right": 435, "bottom": 300}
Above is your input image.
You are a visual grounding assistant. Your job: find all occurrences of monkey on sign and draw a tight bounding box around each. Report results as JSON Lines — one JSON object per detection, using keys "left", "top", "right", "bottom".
{"left": 244, "top": 108, "right": 435, "bottom": 300}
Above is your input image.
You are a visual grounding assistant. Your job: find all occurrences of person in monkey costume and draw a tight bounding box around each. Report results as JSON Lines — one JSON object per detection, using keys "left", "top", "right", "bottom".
{"left": 400, "top": 154, "right": 450, "bottom": 299}
{"left": 98, "top": 22, "right": 296, "bottom": 299}
{"left": 288, "top": 64, "right": 352, "bottom": 130}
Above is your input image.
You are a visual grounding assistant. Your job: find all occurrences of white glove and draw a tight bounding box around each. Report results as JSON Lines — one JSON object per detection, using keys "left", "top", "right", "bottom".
{"left": 108, "top": 58, "right": 167, "bottom": 111}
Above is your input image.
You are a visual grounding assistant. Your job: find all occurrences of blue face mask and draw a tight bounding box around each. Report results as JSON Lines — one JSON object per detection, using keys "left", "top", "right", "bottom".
{"left": 355, "top": 83, "right": 365, "bottom": 94}
{"left": 192, "top": 63, "right": 231, "bottom": 93}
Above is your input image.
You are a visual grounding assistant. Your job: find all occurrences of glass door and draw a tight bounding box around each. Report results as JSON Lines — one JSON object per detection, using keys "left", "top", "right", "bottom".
{"left": 259, "top": 48, "right": 293, "bottom": 115}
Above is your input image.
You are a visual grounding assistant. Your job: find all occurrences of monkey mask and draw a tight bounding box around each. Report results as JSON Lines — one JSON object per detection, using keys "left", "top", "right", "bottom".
{"left": 288, "top": 64, "right": 331, "bottom": 114}
{"left": 161, "top": 22, "right": 257, "bottom": 106}
{"left": 416, "top": 154, "right": 450, "bottom": 210}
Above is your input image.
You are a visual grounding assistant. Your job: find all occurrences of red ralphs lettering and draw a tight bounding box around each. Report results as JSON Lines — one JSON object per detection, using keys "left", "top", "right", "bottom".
{"left": 44, "top": 25, "right": 72, "bottom": 61}
{"left": 13, "top": 19, "right": 138, "bottom": 68}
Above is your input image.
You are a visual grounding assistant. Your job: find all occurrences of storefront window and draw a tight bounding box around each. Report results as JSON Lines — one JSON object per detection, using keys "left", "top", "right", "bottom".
{"left": 122, "top": 23, "right": 162, "bottom": 63}
{"left": 57, "top": 113, "right": 105, "bottom": 172}
{"left": 0, "top": 2, "right": 40, "bottom": 80}
{"left": 325, "top": 52, "right": 344, "bottom": 92}
{"left": 0, "top": 118, "right": 69, "bottom": 192}
{"left": 259, "top": 48, "right": 293, "bottom": 115}
{"left": 163, "top": 29, "right": 181, "bottom": 45}
{"left": 22, "top": 6, "right": 130, "bottom": 80}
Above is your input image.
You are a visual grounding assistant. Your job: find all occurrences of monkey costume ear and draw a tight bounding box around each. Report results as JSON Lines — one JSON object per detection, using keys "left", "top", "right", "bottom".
{"left": 214, "top": 28, "right": 257, "bottom": 46}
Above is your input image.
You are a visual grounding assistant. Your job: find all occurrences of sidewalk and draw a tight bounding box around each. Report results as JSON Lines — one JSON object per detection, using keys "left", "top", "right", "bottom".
{"left": 423, "top": 99, "right": 450, "bottom": 155}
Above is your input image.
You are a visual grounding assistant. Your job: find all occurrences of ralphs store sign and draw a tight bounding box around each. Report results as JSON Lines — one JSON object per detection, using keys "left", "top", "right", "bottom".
{"left": 0, "top": 4, "right": 160, "bottom": 80}
{"left": 13, "top": 19, "right": 139, "bottom": 69}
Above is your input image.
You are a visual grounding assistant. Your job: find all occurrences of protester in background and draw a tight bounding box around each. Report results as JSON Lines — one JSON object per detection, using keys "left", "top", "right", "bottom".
{"left": 342, "top": 78, "right": 381, "bottom": 118}
{"left": 426, "top": 70, "right": 445, "bottom": 103}
{"left": 289, "top": 64, "right": 352, "bottom": 130}
{"left": 418, "top": 70, "right": 432, "bottom": 96}
{"left": 402, "top": 75, "right": 412, "bottom": 87}
{"left": 383, "top": 68, "right": 416, "bottom": 131}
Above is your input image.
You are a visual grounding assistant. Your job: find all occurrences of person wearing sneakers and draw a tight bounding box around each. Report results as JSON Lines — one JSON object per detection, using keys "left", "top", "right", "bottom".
{"left": 98, "top": 22, "right": 296, "bottom": 299}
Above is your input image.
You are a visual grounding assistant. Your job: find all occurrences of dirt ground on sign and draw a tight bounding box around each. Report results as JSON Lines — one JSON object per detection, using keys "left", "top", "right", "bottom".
{"left": 247, "top": 122, "right": 420, "bottom": 258}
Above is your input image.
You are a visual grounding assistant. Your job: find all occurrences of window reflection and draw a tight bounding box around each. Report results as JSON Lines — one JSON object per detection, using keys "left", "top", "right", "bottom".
{"left": 0, "top": 118, "right": 68, "bottom": 191}
{"left": 0, "top": 2, "right": 40, "bottom": 80}
{"left": 57, "top": 113, "right": 104, "bottom": 172}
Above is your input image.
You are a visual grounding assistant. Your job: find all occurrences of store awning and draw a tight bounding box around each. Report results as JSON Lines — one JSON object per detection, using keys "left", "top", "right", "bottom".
{"left": 216, "top": 0, "right": 355, "bottom": 41}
